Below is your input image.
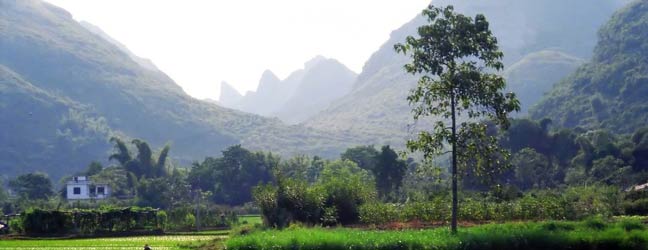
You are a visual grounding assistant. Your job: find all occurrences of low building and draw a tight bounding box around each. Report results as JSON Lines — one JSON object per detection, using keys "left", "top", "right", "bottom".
{"left": 66, "top": 176, "right": 111, "bottom": 200}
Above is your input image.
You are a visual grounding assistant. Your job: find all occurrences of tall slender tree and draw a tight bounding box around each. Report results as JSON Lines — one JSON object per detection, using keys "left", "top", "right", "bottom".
{"left": 395, "top": 5, "right": 519, "bottom": 233}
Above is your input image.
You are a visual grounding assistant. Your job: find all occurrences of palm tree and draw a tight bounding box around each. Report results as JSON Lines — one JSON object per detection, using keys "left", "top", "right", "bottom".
{"left": 108, "top": 137, "right": 170, "bottom": 179}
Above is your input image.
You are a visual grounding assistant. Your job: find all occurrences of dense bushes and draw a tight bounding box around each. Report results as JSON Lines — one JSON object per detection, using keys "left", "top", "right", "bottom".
{"left": 165, "top": 205, "right": 238, "bottom": 230}
{"left": 360, "top": 186, "right": 623, "bottom": 225}
{"left": 254, "top": 160, "right": 375, "bottom": 228}
{"left": 17, "top": 207, "right": 165, "bottom": 235}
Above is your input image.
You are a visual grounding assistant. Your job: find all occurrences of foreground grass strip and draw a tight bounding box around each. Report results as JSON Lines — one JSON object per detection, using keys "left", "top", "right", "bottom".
{"left": 226, "top": 220, "right": 648, "bottom": 250}
{"left": 0, "top": 235, "right": 219, "bottom": 250}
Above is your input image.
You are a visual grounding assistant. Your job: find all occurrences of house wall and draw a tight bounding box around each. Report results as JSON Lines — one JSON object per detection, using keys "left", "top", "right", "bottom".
{"left": 66, "top": 184, "right": 90, "bottom": 200}
{"left": 94, "top": 185, "right": 111, "bottom": 199}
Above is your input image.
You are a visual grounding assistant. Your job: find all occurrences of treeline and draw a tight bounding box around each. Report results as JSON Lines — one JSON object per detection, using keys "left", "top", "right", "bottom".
{"left": 3, "top": 119, "right": 648, "bottom": 229}
{"left": 491, "top": 118, "right": 648, "bottom": 190}
{"left": 0, "top": 138, "right": 409, "bottom": 228}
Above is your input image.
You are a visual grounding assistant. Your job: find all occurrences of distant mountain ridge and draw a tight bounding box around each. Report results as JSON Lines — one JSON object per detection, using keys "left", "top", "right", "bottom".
{"left": 0, "top": 0, "right": 362, "bottom": 179}
{"left": 219, "top": 56, "right": 357, "bottom": 124}
{"left": 304, "top": 0, "right": 627, "bottom": 144}
{"left": 79, "top": 21, "right": 159, "bottom": 72}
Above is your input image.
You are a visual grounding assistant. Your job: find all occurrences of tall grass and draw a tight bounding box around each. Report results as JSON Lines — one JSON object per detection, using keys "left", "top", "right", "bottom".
{"left": 226, "top": 219, "right": 648, "bottom": 250}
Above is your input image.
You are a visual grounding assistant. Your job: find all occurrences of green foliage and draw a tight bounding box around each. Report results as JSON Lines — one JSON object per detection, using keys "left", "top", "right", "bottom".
{"left": 358, "top": 186, "right": 622, "bottom": 225}
{"left": 395, "top": 4, "right": 519, "bottom": 232}
{"left": 188, "top": 145, "right": 275, "bottom": 206}
{"left": 8, "top": 172, "right": 54, "bottom": 200}
{"left": 19, "top": 207, "right": 165, "bottom": 235}
{"left": 254, "top": 160, "right": 376, "bottom": 227}
{"left": 496, "top": 119, "right": 648, "bottom": 190}
{"left": 341, "top": 145, "right": 379, "bottom": 171}
{"left": 531, "top": 0, "right": 648, "bottom": 134}
{"left": 341, "top": 145, "right": 407, "bottom": 201}
{"left": 358, "top": 203, "right": 399, "bottom": 225}
{"left": 109, "top": 137, "right": 170, "bottom": 179}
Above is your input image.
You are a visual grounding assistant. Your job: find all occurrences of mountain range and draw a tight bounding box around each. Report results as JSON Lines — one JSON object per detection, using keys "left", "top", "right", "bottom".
{"left": 303, "top": 0, "right": 628, "bottom": 144}
{"left": 218, "top": 56, "right": 357, "bottom": 124}
{"left": 1, "top": 0, "right": 645, "bottom": 181}
{"left": 0, "top": 0, "right": 359, "bottom": 180}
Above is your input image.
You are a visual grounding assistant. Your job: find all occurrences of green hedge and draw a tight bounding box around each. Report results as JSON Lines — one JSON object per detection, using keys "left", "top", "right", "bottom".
{"left": 20, "top": 207, "right": 165, "bottom": 235}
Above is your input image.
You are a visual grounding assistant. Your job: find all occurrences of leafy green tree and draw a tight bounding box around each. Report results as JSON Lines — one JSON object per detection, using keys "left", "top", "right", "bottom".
{"left": 374, "top": 145, "right": 407, "bottom": 200}
{"left": 318, "top": 160, "right": 375, "bottom": 225}
{"left": 590, "top": 156, "right": 632, "bottom": 186}
{"left": 189, "top": 145, "right": 275, "bottom": 206}
{"left": 395, "top": 5, "right": 519, "bottom": 233}
{"left": 136, "top": 178, "right": 171, "bottom": 208}
{"left": 511, "top": 148, "right": 552, "bottom": 189}
{"left": 341, "top": 145, "right": 379, "bottom": 171}
{"left": 632, "top": 127, "right": 648, "bottom": 171}
{"left": 83, "top": 161, "right": 103, "bottom": 176}
{"left": 275, "top": 155, "right": 324, "bottom": 183}
{"left": 8, "top": 172, "right": 54, "bottom": 200}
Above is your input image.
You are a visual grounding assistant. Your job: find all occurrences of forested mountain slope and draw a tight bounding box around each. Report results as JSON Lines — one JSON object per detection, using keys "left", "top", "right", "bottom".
{"left": 531, "top": 0, "right": 648, "bottom": 133}
{"left": 305, "top": 0, "right": 626, "bottom": 143}
{"left": 0, "top": 65, "right": 112, "bottom": 180}
{"left": 0, "top": 0, "right": 360, "bottom": 178}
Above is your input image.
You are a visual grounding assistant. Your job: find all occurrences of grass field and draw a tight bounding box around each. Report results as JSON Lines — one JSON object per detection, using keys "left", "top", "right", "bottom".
{"left": 0, "top": 235, "right": 223, "bottom": 250}
{"left": 227, "top": 219, "right": 648, "bottom": 250}
{"left": 0, "top": 215, "right": 263, "bottom": 250}
{"left": 238, "top": 215, "right": 262, "bottom": 225}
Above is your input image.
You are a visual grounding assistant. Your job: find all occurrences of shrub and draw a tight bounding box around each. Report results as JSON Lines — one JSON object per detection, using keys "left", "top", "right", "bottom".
{"left": 359, "top": 203, "right": 399, "bottom": 225}
{"left": 624, "top": 198, "right": 648, "bottom": 215}
{"left": 619, "top": 218, "right": 645, "bottom": 231}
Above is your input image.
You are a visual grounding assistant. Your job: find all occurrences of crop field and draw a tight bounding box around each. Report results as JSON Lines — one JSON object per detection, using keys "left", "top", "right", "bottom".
{"left": 0, "top": 235, "right": 222, "bottom": 250}
{"left": 227, "top": 219, "right": 648, "bottom": 250}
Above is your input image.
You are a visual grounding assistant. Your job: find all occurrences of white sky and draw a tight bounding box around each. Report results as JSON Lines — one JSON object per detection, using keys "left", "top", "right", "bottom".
{"left": 45, "top": 0, "right": 430, "bottom": 100}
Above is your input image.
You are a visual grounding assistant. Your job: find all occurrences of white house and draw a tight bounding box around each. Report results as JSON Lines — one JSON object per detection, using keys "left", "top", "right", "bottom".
{"left": 66, "top": 176, "right": 111, "bottom": 200}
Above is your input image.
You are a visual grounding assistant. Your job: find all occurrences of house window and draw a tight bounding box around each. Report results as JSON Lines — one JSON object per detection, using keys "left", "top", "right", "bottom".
{"left": 73, "top": 187, "right": 81, "bottom": 195}
{"left": 97, "top": 187, "right": 105, "bottom": 195}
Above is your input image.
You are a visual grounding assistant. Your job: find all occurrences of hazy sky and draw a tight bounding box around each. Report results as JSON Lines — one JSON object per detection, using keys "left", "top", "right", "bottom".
{"left": 45, "top": 0, "right": 430, "bottom": 100}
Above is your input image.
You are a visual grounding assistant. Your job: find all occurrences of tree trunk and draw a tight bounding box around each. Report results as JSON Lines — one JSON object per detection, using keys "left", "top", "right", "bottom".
{"left": 451, "top": 92, "right": 458, "bottom": 234}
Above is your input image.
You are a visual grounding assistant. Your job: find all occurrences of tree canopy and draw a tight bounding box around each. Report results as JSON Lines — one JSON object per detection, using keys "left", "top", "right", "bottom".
{"left": 395, "top": 5, "right": 519, "bottom": 233}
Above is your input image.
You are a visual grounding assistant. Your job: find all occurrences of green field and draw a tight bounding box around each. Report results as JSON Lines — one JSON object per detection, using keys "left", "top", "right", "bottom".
{"left": 0, "top": 235, "right": 222, "bottom": 250}
{"left": 238, "top": 215, "right": 262, "bottom": 225}
{"left": 227, "top": 219, "right": 648, "bottom": 250}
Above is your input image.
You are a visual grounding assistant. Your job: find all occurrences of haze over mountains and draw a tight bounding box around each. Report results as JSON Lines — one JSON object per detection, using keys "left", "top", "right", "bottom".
{"left": 0, "top": 0, "right": 358, "bottom": 180}
{"left": 304, "top": 0, "right": 629, "bottom": 143}
{"left": 2, "top": 0, "right": 647, "bottom": 181}
{"left": 218, "top": 56, "right": 357, "bottom": 124}
{"left": 531, "top": 0, "right": 648, "bottom": 134}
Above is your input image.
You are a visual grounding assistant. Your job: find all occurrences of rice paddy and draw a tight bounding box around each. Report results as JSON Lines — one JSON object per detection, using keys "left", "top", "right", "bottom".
{"left": 0, "top": 235, "right": 222, "bottom": 250}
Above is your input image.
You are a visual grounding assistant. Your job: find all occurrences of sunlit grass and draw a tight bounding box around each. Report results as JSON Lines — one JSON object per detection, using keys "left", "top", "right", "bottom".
{"left": 227, "top": 219, "right": 648, "bottom": 250}
{"left": 238, "top": 215, "right": 262, "bottom": 225}
{"left": 0, "top": 235, "right": 222, "bottom": 250}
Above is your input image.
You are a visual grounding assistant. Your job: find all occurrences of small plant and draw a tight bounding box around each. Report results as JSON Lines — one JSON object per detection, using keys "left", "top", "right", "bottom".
{"left": 619, "top": 219, "right": 645, "bottom": 231}
{"left": 584, "top": 216, "right": 607, "bottom": 230}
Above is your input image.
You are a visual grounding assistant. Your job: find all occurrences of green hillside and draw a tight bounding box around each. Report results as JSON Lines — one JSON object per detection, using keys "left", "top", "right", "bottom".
{"left": 0, "top": 0, "right": 360, "bottom": 178}
{"left": 0, "top": 65, "right": 112, "bottom": 180}
{"left": 531, "top": 0, "right": 648, "bottom": 133}
{"left": 504, "top": 50, "right": 584, "bottom": 114}
{"left": 305, "top": 0, "right": 624, "bottom": 144}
